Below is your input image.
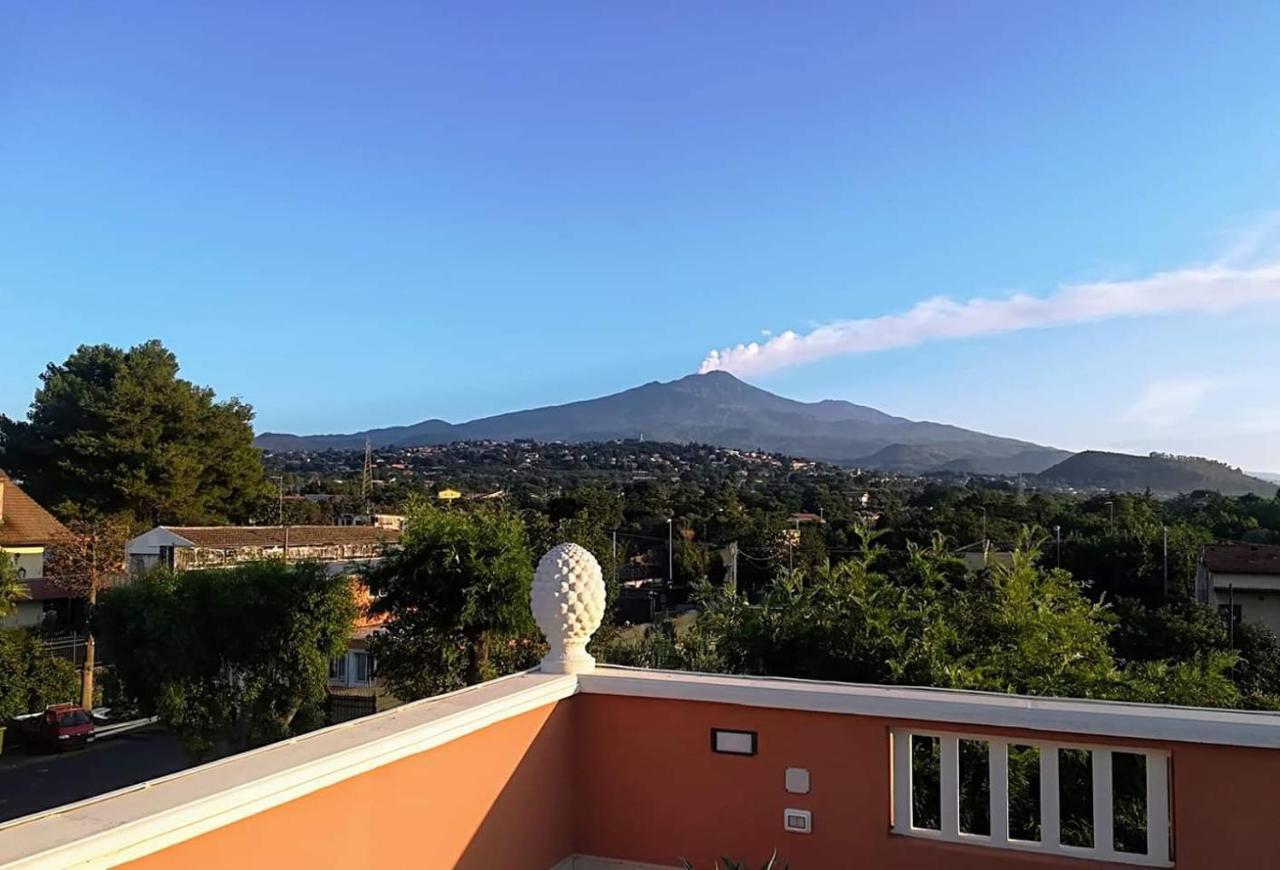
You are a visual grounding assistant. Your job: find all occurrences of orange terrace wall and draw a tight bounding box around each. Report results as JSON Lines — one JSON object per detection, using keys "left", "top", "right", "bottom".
{"left": 574, "top": 694, "right": 1280, "bottom": 869}
{"left": 119, "top": 693, "right": 1280, "bottom": 870}
{"left": 125, "top": 702, "right": 576, "bottom": 870}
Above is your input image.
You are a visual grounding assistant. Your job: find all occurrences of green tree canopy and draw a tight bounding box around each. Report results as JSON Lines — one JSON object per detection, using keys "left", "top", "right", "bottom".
{"left": 367, "top": 498, "right": 538, "bottom": 699}
{"left": 0, "top": 340, "right": 271, "bottom": 525}
{"left": 605, "top": 523, "right": 1243, "bottom": 709}
{"left": 93, "top": 561, "right": 356, "bottom": 756}
{"left": 947, "top": 535, "right": 1117, "bottom": 698}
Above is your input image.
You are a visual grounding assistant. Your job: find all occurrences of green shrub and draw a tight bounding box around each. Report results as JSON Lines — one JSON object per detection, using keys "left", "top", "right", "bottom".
{"left": 0, "top": 628, "right": 80, "bottom": 721}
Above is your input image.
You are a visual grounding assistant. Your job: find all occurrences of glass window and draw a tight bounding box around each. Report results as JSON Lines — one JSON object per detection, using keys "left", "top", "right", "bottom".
{"left": 353, "top": 651, "right": 371, "bottom": 684}
{"left": 329, "top": 655, "right": 347, "bottom": 682}
{"left": 57, "top": 709, "right": 91, "bottom": 727}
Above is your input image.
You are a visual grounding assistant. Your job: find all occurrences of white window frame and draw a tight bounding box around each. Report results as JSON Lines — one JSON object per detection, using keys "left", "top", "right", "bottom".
{"left": 352, "top": 650, "right": 372, "bottom": 685}
{"left": 890, "top": 728, "right": 1170, "bottom": 867}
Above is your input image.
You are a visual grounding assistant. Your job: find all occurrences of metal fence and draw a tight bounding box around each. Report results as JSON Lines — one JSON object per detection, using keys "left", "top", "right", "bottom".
{"left": 41, "top": 632, "right": 91, "bottom": 668}
{"left": 327, "top": 693, "right": 377, "bottom": 724}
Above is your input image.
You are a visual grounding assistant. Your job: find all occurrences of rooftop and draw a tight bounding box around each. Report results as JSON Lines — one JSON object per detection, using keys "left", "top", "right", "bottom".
{"left": 2, "top": 542, "right": 1279, "bottom": 869}
{"left": 151, "top": 525, "right": 401, "bottom": 549}
{"left": 1201, "top": 542, "right": 1280, "bottom": 575}
{"left": 0, "top": 472, "right": 70, "bottom": 548}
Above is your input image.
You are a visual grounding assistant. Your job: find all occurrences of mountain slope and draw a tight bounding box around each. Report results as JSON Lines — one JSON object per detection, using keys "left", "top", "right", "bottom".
{"left": 254, "top": 419, "right": 455, "bottom": 452}
{"left": 1037, "top": 451, "right": 1277, "bottom": 497}
{"left": 255, "top": 371, "right": 1066, "bottom": 473}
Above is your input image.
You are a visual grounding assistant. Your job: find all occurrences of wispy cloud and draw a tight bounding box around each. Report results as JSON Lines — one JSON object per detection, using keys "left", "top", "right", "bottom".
{"left": 1122, "top": 377, "right": 1216, "bottom": 428}
{"left": 1215, "top": 210, "right": 1280, "bottom": 267}
{"left": 698, "top": 263, "right": 1280, "bottom": 377}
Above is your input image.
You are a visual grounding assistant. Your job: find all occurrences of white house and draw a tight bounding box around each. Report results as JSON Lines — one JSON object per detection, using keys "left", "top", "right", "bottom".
{"left": 126, "top": 525, "right": 400, "bottom": 575}
{"left": 336, "top": 513, "right": 406, "bottom": 531}
{"left": 1196, "top": 542, "right": 1280, "bottom": 636}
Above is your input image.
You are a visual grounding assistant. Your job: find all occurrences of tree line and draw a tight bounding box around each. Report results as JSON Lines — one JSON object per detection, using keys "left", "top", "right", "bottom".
{"left": 363, "top": 499, "right": 1276, "bottom": 713}
{"left": 4, "top": 339, "right": 1280, "bottom": 757}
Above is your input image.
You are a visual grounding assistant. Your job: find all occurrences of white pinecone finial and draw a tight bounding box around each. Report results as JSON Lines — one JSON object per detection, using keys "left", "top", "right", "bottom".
{"left": 531, "top": 543, "right": 605, "bottom": 674}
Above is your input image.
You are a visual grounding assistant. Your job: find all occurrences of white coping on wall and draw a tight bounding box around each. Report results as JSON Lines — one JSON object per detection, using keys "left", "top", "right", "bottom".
{"left": 580, "top": 665, "right": 1280, "bottom": 749}
{"left": 0, "top": 671, "right": 576, "bottom": 869}
{"left": 3, "top": 665, "right": 1280, "bottom": 868}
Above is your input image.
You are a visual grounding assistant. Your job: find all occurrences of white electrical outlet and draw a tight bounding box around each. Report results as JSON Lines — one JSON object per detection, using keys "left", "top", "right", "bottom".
{"left": 783, "top": 808, "right": 812, "bottom": 834}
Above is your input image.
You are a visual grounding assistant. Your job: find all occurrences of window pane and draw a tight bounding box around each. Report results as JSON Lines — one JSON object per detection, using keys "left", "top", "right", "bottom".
{"left": 1113, "top": 752, "right": 1148, "bottom": 855}
{"left": 911, "top": 734, "right": 941, "bottom": 831}
{"left": 354, "top": 652, "right": 370, "bottom": 682}
{"left": 1059, "top": 748, "right": 1094, "bottom": 849}
{"left": 1008, "top": 744, "right": 1041, "bottom": 842}
{"left": 959, "top": 739, "right": 990, "bottom": 836}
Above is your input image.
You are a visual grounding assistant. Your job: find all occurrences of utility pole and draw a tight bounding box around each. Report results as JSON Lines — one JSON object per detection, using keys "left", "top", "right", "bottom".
{"left": 276, "top": 476, "right": 289, "bottom": 564}
{"left": 979, "top": 507, "right": 988, "bottom": 549}
{"left": 1106, "top": 500, "right": 1115, "bottom": 534}
{"left": 666, "top": 518, "right": 673, "bottom": 585}
{"left": 612, "top": 530, "right": 617, "bottom": 591}
{"left": 361, "top": 437, "right": 373, "bottom": 511}
{"left": 730, "top": 541, "right": 738, "bottom": 593}
{"left": 1054, "top": 524, "right": 1062, "bottom": 568}
{"left": 1162, "top": 525, "right": 1169, "bottom": 598}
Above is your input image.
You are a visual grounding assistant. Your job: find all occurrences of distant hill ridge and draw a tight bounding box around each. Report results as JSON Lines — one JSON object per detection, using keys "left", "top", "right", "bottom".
{"left": 254, "top": 371, "right": 1069, "bottom": 475}
{"left": 1036, "top": 450, "right": 1277, "bottom": 497}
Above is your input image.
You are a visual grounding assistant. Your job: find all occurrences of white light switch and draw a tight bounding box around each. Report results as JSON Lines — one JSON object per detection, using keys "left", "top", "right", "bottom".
{"left": 785, "top": 767, "right": 810, "bottom": 794}
{"left": 783, "top": 808, "right": 812, "bottom": 834}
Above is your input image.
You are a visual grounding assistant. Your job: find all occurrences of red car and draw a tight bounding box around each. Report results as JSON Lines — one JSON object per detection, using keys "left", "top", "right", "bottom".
{"left": 39, "top": 704, "right": 95, "bottom": 751}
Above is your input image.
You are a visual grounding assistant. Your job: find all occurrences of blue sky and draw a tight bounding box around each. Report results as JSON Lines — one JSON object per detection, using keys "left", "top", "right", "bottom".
{"left": 5, "top": 3, "right": 1280, "bottom": 467}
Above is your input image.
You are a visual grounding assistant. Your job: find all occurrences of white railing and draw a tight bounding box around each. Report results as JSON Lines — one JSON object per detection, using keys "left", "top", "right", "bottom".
{"left": 891, "top": 728, "right": 1170, "bottom": 866}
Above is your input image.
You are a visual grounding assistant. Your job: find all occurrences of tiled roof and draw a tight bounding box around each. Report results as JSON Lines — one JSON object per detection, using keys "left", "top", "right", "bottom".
{"left": 165, "top": 525, "right": 400, "bottom": 549}
{"left": 1202, "top": 542, "right": 1280, "bottom": 576}
{"left": 0, "top": 471, "right": 71, "bottom": 547}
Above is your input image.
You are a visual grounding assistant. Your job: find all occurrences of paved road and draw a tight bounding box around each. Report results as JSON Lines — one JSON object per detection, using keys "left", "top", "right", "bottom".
{"left": 0, "top": 728, "right": 192, "bottom": 824}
